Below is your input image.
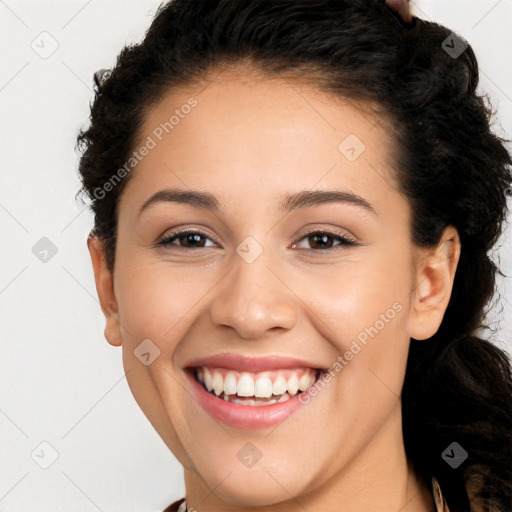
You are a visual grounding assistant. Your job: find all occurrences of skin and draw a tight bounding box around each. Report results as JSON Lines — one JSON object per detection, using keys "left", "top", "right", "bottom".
{"left": 88, "top": 68, "right": 460, "bottom": 512}
{"left": 385, "top": 0, "right": 412, "bottom": 23}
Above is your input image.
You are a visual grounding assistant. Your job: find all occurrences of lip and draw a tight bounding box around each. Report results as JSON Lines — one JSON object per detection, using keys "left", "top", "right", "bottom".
{"left": 184, "top": 353, "right": 325, "bottom": 373}
{"left": 185, "top": 368, "right": 310, "bottom": 429}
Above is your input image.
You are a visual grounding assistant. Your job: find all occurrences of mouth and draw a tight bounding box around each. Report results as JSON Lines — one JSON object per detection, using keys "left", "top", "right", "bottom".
{"left": 186, "top": 366, "right": 323, "bottom": 406}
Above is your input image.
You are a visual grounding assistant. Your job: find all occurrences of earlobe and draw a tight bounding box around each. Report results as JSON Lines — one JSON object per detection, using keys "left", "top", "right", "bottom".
{"left": 408, "top": 226, "right": 461, "bottom": 341}
{"left": 87, "top": 235, "right": 123, "bottom": 347}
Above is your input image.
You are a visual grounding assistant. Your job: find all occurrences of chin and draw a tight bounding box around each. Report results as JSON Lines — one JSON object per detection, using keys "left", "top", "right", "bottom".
{"left": 189, "top": 455, "right": 317, "bottom": 508}
{"left": 209, "top": 471, "right": 304, "bottom": 507}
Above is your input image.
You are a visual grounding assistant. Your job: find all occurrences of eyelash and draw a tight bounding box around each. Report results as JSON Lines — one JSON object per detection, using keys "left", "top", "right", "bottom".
{"left": 155, "top": 229, "right": 360, "bottom": 252}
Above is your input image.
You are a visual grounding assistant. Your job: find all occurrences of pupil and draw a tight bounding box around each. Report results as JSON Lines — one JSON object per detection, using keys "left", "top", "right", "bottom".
{"left": 183, "top": 233, "right": 204, "bottom": 247}
{"left": 310, "top": 234, "right": 332, "bottom": 249}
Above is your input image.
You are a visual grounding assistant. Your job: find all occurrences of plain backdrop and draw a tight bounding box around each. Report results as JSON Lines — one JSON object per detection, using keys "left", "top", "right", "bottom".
{"left": 0, "top": 1, "right": 511, "bottom": 511}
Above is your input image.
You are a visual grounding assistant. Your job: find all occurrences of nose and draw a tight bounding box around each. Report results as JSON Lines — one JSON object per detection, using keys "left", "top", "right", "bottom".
{"left": 209, "top": 249, "right": 299, "bottom": 340}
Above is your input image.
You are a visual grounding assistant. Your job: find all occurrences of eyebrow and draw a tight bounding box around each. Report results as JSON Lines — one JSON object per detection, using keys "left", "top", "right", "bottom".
{"left": 280, "top": 189, "right": 377, "bottom": 215}
{"left": 140, "top": 189, "right": 220, "bottom": 214}
{"left": 139, "top": 188, "right": 377, "bottom": 216}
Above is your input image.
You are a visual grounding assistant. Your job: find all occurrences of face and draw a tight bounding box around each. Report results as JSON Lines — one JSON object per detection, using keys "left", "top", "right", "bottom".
{"left": 89, "top": 69, "right": 460, "bottom": 508}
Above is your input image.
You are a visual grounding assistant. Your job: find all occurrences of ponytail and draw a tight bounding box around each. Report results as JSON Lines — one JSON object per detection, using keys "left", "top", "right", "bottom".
{"left": 402, "top": 335, "right": 512, "bottom": 512}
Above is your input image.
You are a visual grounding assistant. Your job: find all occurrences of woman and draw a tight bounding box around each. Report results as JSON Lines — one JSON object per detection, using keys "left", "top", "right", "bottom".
{"left": 76, "top": 0, "right": 512, "bottom": 510}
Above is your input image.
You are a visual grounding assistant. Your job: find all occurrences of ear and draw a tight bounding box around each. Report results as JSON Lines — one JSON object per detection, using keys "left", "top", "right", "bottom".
{"left": 408, "top": 225, "right": 461, "bottom": 340}
{"left": 87, "top": 235, "right": 123, "bottom": 347}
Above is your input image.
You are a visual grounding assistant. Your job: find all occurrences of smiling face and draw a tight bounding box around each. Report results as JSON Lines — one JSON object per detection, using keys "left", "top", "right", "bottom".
{"left": 88, "top": 68, "right": 460, "bottom": 510}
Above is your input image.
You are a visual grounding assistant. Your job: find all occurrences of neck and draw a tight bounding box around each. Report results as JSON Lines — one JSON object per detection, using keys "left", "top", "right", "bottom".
{"left": 182, "top": 404, "right": 434, "bottom": 512}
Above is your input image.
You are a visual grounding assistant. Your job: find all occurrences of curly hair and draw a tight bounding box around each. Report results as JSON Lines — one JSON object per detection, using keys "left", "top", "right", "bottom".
{"left": 76, "top": 1, "right": 512, "bottom": 510}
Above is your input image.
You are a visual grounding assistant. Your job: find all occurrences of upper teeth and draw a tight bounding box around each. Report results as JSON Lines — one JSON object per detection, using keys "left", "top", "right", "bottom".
{"left": 195, "top": 367, "right": 317, "bottom": 398}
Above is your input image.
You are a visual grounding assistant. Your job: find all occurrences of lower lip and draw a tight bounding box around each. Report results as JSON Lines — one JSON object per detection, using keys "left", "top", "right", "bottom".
{"left": 185, "top": 369, "right": 307, "bottom": 430}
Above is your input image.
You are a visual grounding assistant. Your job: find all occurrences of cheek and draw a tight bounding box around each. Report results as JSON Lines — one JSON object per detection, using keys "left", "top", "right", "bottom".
{"left": 115, "top": 259, "right": 208, "bottom": 468}
{"left": 290, "top": 247, "right": 411, "bottom": 340}
{"left": 115, "top": 258, "right": 216, "bottom": 347}
{"left": 288, "top": 249, "right": 412, "bottom": 392}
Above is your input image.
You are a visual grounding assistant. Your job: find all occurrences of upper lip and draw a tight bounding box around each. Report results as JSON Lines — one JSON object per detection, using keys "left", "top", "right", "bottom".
{"left": 185, "top": 353, "right": 326, "bottom": 373}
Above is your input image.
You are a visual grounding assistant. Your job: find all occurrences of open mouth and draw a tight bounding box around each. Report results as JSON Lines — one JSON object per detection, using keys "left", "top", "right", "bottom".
{"left": 188, "top": 366, "right": 322, "bottom": 406}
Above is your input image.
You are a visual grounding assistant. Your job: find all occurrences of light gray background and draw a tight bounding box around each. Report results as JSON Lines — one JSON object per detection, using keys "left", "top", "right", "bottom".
{"left": 0, "top": 1, "right": 511, "bottom": 511}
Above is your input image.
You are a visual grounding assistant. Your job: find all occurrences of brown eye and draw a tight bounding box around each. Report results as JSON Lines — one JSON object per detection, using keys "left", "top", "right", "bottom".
{"left": 308, "top": 233, "right": 334, "bottom": 249}
{"left": 157, "top": 231, "right": 216, "bottom": 249}
{"left": 293, "top": 231, "right": 358, "bottom": 251}
{"left": 179, "top": 233, "right": 207, "bottom": 248}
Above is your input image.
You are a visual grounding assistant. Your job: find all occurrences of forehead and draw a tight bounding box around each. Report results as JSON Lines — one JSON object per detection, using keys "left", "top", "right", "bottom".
{"left": 120, "top": 70, "right": 404, "bottom": 219}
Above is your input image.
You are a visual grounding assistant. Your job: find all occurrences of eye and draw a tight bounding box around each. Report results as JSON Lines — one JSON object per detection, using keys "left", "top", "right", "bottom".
{"left": 292, "top": 230, "right": 359, "bottom": 251}
{"left": 155, "top": 229, "right": 360, "bottom": 252}
{"left": 156, "top": 230, "right": 217, "bottom": 249}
